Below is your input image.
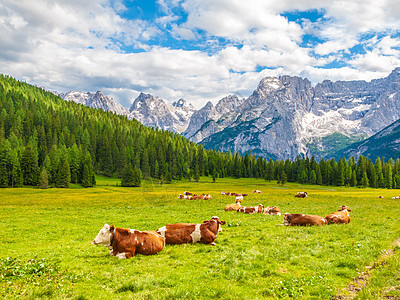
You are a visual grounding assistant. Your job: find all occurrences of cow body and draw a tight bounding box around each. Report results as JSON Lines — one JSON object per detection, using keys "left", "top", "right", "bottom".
{"left": 283, "top": 213, "right": 326, "bottom": 226}
{"left": 237, "top": 204, "right": 264, "bottom": 214}
{"left": 92, "top": 224, "right": 165, "bottom": 259}
{"left": 295, "top": 192, "right": 308, "bottom": 198}
{"left": 263, "top": 206, "right": 281, "bottom": 216}
{"left": 325, "top": 205, "right": 351, "bottom": 224}
{"left": 225, "top": 198, "right": 242, "bottom": 211}
{"left": 156, "top": 217, "right": 226, "bottom": 246}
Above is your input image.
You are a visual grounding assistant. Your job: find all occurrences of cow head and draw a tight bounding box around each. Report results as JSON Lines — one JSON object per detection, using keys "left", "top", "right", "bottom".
{"left": 282, "top": 213, "right": 291, "bottom": 225}
{"left": 92, "top": 224, "right": 114, "bottom": 246}
{"left": 209, "top": 216, "right": 226, "bottom": 233}
{"left": 339, "top": 205, "right": 351, "bottom": 212}
{"left": 257, "top": 204, "right": 264, "bottom": 213}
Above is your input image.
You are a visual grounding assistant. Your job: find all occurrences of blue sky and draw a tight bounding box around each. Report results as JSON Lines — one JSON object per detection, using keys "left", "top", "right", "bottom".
{"left": 1, "top": 0, "right": 400, "bottom": 108}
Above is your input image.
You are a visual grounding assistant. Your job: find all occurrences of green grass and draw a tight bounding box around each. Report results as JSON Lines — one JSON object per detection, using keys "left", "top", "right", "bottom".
{"left": 1, "top": 176, "right": 400, "bottom": 299}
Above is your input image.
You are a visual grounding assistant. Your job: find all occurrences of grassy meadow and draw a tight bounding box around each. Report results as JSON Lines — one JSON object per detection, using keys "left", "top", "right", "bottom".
{"left": 1, "top": 176, "right": 400, "bottom": 299}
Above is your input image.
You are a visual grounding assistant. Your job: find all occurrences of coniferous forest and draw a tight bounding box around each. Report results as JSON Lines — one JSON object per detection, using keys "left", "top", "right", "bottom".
{"left": 1, "top": 74, "right": 400, "bottom": 189}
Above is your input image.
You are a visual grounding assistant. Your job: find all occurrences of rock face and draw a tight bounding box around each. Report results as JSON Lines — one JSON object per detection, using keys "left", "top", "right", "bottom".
{"left": 335, "top": 118, "right": 400, "bottom": 161}
{"left": 191, "top": 68, "right": 400, "bottom": 160}
{"left": 62, "top": 91, "right": 130, "bottom": 116}
{"left": 129, "top": 93, "right": 196, "bottom": 133}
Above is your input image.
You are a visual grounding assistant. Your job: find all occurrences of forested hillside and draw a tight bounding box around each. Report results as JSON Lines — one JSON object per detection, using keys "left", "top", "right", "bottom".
{"left": 1, "top": 74, "right": 400, "bottom": 189}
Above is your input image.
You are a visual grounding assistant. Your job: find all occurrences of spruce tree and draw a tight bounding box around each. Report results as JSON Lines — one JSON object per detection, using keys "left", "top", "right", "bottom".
{"left": 280, "top": 171, "right": 287, "bottom": 186}
{"left": 121, "top": 164, "right": 135, "bottom": 187}
{"left": 38, "top": 167, "right": 49, "bottom": 189}
{"left": 361, "top": 171, "right": 369, "bottom": 188}
{"left": 133, "top": 165, "right": 142, "bottom": 187}
{"left": 309, "top": 170, "right": 317, "bottom": 185}
{"left": 56, "top": 159, "right": 71, "bottom": 188}
{"left": 351, "top": 170, "right": 357, "bottom": 187}
{"left": 21, "top": 145, "right": 39, "bottom": 186}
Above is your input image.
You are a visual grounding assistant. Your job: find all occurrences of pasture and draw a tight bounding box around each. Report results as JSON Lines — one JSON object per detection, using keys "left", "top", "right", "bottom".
{"left": 1, "top": 177, "right": 400, "bottom": 299}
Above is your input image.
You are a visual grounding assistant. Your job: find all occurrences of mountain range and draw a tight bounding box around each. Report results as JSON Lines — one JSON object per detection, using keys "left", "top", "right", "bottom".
{"left": 56, "top": 68, "right": 400, "bottom": 160}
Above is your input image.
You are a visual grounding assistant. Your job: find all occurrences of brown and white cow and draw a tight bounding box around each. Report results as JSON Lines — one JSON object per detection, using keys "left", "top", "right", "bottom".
{"left": 92, "top": 224, "right": 165, "bottom": 259}
{"left": 156, "top": 216, "right": 226, "bottom": 246}
{"left": 263, "top": 206, "right": 281, "bottom": 216}
{"left": 203, "top": 194, "right": 212, "bottom": 200}
{"left": 295, "top": 192, "right": 308, "bottom": 198}
{"left": 325, "top": 205, "right": 351, "bottom": 224}
{"left": 184, "top": 191, "right": 193, "bottom": 196}
{"left": 283, "top": 213, "right": 326, "bottom": 226}
{"left": 237, "top": 204, "right": 264, "bottom": 214}
{"left": 224, "top": 198, "right": 242, "bottom": 211}
{"left": 252, "top": 190, "right": 262, "bottom": 193}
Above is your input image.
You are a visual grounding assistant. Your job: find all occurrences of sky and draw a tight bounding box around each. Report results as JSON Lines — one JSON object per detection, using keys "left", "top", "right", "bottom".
{"left": 1, "top": 0, "right": 400, "bottom": 109}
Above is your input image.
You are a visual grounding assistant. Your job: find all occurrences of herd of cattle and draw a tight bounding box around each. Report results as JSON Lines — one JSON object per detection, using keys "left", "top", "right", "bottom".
{"left": 92, "top": 190, "right": 352, "bottom": 259}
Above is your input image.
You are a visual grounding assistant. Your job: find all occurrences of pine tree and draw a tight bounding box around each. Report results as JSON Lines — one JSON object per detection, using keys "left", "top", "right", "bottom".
{"left": 280, "top": 171, "right": 288, "bottom": 186}
{"left": 351, "top": 170, "right": 357, "bottom": 187}
{"left": 56, "top": 159, "right": 71, "bottom": 188}
{"left": 121, "top": 164, "right": 135, "bottom": 187}
{"left": 309, "top": 170, "right": 317, "bottom": 184}
{"left": 81, "top": 152, "right": 95, "bottom": 187}
{"left": 361, "top": 171, "right": 369, "bottom": 188}
{"left": 21, "top": 145, "right": 39, "bottom": 186}
{"left": 38, "top": 167, "right": 49, "bottom": 189}
{"left": 385, "top": 164, "right": 393, "bottom": 189}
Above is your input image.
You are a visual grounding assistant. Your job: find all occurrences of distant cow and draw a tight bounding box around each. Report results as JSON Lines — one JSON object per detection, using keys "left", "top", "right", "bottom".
{"left": 283, "top": 213, "right": 326, "bottom": 226}
{"left": 263, "top": 206, "right": 281, "bottom": 216}
{"left": 92, "top": 224, "right": 165, "bottom": 259}
{"left": 392, "top": 196, "right": 400, "bottom": 199}
{"left": 203, "top": 194, "right": 212, "bottom": 200}
{"left": 378, "top": 195, "right": 384, "bottom": 199}
{"left": 237, "top": 204, "right": 264, "bottom": 214}
{"left": 295, "top": 192, "right": 308, "bottom": 198}
{"left": 156, "top": 216, "right": 226, "bottom": 246}
{"left": 184, "top": 191, "right": 193, "bottom": 196}
{"left": 178, "top": 194, "right": 188, "bottom": 199}
{"left": 252, "top": 190, "right": 262, "bottom": 194}
{"left": 325, "top": 205, "right": 351, "bottom": 224}
{"left": 224, "top": 198, "right": 242, "bottom": 211}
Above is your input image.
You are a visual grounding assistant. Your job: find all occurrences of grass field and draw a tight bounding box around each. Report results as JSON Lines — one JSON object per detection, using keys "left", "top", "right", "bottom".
{"left": 1, "top": 176, "right": 400, "bottom": 299}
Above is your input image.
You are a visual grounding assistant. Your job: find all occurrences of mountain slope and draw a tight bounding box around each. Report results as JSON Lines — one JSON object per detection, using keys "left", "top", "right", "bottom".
{"left": 334, "top": 118, "right": 400, "bottom": 161}
{"left": 194, "top": 68, "right": 400, "bottom": 160}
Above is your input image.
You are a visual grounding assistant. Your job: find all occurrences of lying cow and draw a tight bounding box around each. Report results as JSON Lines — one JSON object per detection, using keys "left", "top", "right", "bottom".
{"left": 184, "top": 191, "right": 193, "bottom": 196}
{"left": 92, "top": 224, "right": 165, "bottom": 259}
{"left": 325, "top": 205, "right": 351, "bottom": 224}
{"left": 283, "top": 213, "right": 326, "bottom": 226}
{"left": 378, "top": 195, "right": 384, "bottom": 199}
{"left": 224, "top": 198, "right": 242, "bottom": 211}
{"left": 237, "top": 204, "right": 264, "bottom": 214}
{"left": 156, "top": 216, "right": 226, "bottom": 246}
{"left": 392, "top": 196, "right": 400, "bottom": 199}
{"left": 295, "top": 192, "right": 308, "bottom": 198}
{"left": 252, "top": 190, "right": 262, "bottom": 193}
{"left": 263, "top": 206, "right": 281, "bottom": 216}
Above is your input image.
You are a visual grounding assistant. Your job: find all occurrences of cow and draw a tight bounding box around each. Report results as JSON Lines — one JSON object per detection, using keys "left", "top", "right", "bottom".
{"left": 235, "top": 195, "right": 244, "bottom": 202}
{"left": 237, "top": 204, "right": 264, "bottom": 214}
{"left": 378, "top": 195, "right": 384, "bottom": 199}
{"left": 283, "top": 213, "right": 326, "bottom": 226}
{"left": 263, "top": 206, "right": 281, "bottom": 216}
{"left": 392, "top": 196, "right": 400, "bottom": 199}
{"left": 184, "top": 191, "right": 193, "bottom": 196}
{"left": 92, "top": 224, "right": 165, "bottom": 259}
{"left": 295, "top": 192, "right": 308, "bottom": 198}
{"left": 252, "top": 190, "right": 262, "bottom": 194}
{"left": 156, "top": 216, "right": 226, "bottom": 246}
{"left": 203, "top": 194, "right": 212, "bottom": 200}
{"left": 224, "top": 198, "right": 242, "bottom": 211}
{"left": 325, "top": 205, "right": 351, "bottom": 224}
{"left": 178, "top": 194, "right": 188, "bottom": 199}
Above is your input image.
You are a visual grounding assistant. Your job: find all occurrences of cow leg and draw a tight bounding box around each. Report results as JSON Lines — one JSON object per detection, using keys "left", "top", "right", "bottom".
{"left": 109, "top": 249, "right": 114, "bottom": 256}
{"left": 115, "top": 252, "right": 127, "bottom": 259}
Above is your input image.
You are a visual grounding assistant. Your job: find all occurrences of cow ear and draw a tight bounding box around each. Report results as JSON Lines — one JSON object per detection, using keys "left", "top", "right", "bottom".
{"left": 109, "top": 225, "right": 115, "bottom": 232}
{"left": 220, "top": 221, "right": 226, "bottom": 225}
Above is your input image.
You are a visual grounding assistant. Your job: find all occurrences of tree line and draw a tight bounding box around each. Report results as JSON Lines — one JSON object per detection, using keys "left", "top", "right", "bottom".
{"left": 0, "top": 74, "right": 399, "bottom": 189}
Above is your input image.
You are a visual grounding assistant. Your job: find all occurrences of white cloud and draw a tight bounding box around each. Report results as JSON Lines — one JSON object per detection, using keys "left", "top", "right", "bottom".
{"left": 0, "top": 0, "right": 400, "bottom": 111}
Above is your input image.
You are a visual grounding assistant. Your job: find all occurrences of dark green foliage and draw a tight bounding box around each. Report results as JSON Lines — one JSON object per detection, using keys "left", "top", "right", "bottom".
{"left": 56, "top": 159, "right": 70, "bottom": 188}
{"left": 38, "top": 167, "right": 49, "bottom": 189}
{"left": 1, "top": 75, "right": 400, "bottom": 189}
{"left": 121, "top": 164, "right": 141, "bottom": 187}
